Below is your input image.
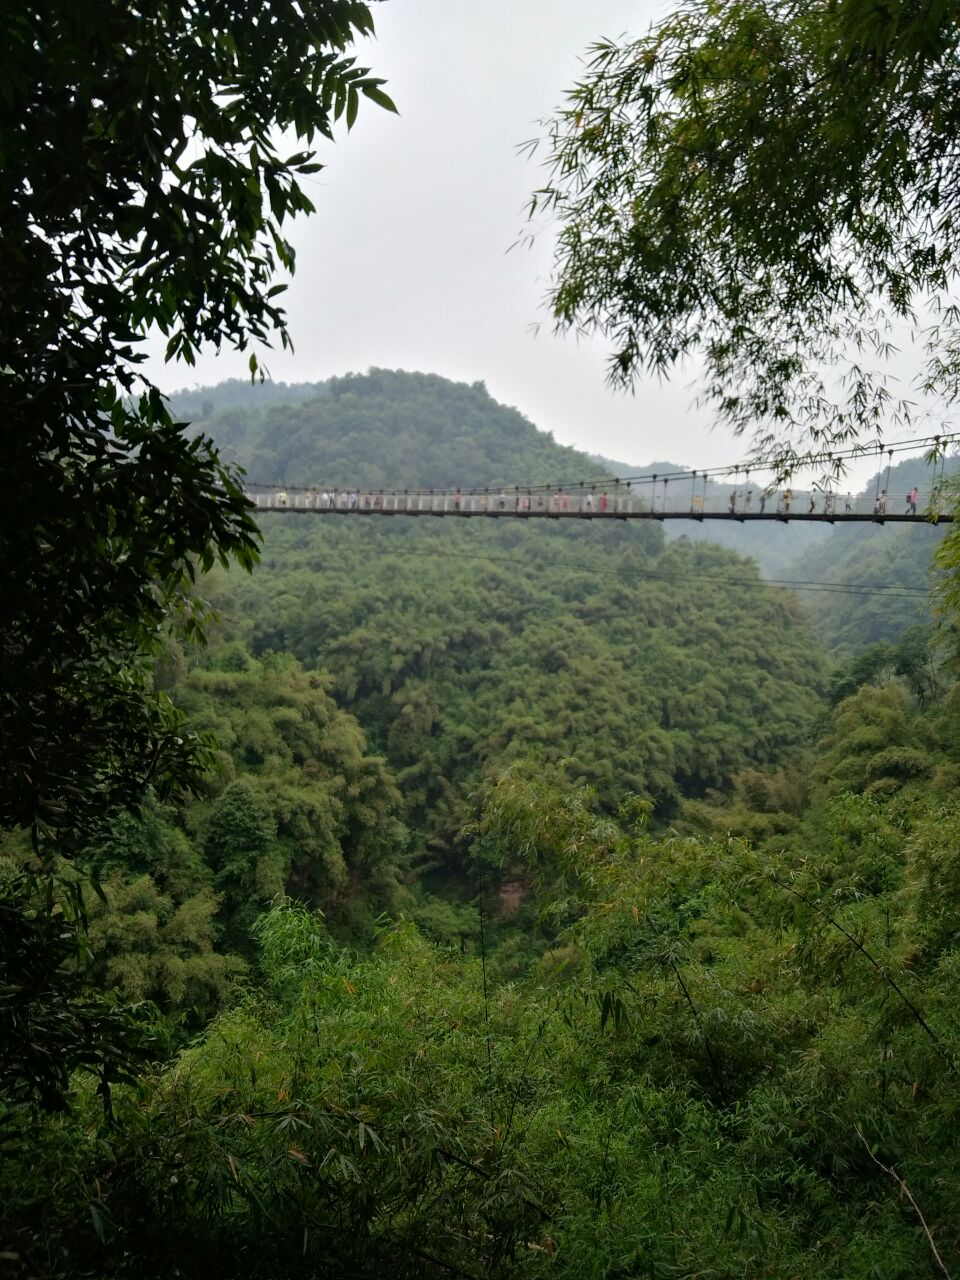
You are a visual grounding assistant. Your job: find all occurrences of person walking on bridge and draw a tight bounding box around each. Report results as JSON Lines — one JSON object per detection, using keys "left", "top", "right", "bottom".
{"left": 907, "top": 486, "right": 919, "bottom": 515}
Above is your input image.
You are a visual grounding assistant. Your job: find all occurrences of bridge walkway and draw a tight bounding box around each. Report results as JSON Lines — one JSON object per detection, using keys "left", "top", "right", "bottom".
{"left": 248, "top": 489, "right": 951, "bottom": 524}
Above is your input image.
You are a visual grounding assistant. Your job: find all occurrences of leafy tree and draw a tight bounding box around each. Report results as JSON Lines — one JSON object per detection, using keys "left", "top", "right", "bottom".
{"left": 2, "top": 0, "right": 393, "bottom": 850}
{"left": 202, "top": 781, "right": 284, "bottom": 950}
{"left": 828, "top": 624, "right": 949, "bottom": 704}
{"left": 1, "top": 0, "right": 394, "bottom": 1105}
{"left": 813, "top": 683, "right": 922, "bottom": 795}
{"left": 11, "top": 795, "right": 960, "bottom": 1278}
{"left": 0, "top": 872, "right": 165, "bottom": 1112}
{"left": 530, "top": 0, "right": 960, "bottom": 463}
{"left": 82, "top": 873, "right": 243, "bottom": 1021}
{"left": 70, "top": 798, "right": 243, "bottom": 1018}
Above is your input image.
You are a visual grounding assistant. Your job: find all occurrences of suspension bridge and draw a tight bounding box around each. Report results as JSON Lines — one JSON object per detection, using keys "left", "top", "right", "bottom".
{"left": 245, "top": 431, "right": 958, "bottom": 524}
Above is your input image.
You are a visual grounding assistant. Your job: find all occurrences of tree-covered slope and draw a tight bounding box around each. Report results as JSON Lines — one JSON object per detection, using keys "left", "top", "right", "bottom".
{"left": 599, "top": 449, "right": 958, "bottom": 653}
{"left": 782, "top": 456, "right": 956, "bottom": 653}
{"left": 593, "top": 453, "right": 835, "bottom": 578}
{"left": 13, "top": 664, "right": 960, "bottom": 1279}
{"left": 217, "top": 516, "right": 823, "bottom": 851}
{"left": 170, "top": 369, "right": 613, "bottom": 491}
{"left": 167, "top": 371, "right": 828, "bottom": 863}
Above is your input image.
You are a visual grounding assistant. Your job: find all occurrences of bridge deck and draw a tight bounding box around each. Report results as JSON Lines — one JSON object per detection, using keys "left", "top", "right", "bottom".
{"left": 251, "top": 504, "right": 949, "bottom": 525}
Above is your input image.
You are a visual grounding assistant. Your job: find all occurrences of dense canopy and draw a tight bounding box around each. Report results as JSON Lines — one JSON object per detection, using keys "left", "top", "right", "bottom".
{"left": 7, "top": 2, "right": 960, "bottom": 1272}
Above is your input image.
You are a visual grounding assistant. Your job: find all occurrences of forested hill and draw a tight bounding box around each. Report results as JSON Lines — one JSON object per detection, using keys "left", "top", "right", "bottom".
{"left": 599, "top": 448, "right": 958, "bottom": 652}
{"left": 171, "top": 369, "right": 950, "bottom": 662}
{"left": 170, "top": 369, "right": 613, "bottom": 491}
{"left": 776, "top": 455, "right": 950, "bottom": 651}
{"left": 161, "top": 370, "right": 830, "bottom": 874}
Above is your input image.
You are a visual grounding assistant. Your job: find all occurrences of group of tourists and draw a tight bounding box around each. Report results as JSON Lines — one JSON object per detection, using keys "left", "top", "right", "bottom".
{"left": 462, "top": 490, "right": 612, "bottom": 512}
{"left": 722, "top": 484, "right": 924, "bottom": 516}
{"left": 258, "top": 482, "right": 928, "bottom": 517}
{"left": 272, "top": 490, "right": 382, "bottom": 510}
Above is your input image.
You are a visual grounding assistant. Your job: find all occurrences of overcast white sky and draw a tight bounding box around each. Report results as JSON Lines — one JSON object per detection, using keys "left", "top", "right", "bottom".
{"left": 143, "top": 0, "right": 931, "bottom": 484}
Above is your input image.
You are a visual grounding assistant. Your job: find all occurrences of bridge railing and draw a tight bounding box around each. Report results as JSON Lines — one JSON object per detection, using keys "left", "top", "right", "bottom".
{"left": 244, "top": 484, "right": 949, "bottom": 518}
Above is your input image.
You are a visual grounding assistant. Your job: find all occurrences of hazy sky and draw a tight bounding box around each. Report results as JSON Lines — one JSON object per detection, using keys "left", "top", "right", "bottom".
{"left": 143, "top": 0, "right": 925, "bottom": 484}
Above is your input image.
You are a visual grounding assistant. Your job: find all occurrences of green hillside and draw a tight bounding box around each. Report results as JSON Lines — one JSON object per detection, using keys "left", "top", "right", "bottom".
{"left": 170, "top": 369, "right": 613, "bottom": 491}
{"left": 12, "top": 370, "right": 960, "bottom": 1279}
{"left": 785, "top": 456, "right": 955, "bottom": 653}
{"left": 593, "top": 452, "right": 834, "bottom": 578}
{"left": 598, "top": 449, "right": 957, "bottom": 652}
{"left": 171, "top": 372, "right": 826, "bottom": 864}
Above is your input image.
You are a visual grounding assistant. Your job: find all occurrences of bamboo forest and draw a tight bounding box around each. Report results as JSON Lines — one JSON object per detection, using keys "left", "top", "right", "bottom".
{"left": 5, "top": 3, "right": 960, "bottom": 1279}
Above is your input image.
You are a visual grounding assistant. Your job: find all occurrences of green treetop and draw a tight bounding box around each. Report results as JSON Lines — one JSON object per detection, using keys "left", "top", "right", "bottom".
{"left": 531, "top": 0, "right": 960, "bottom": 468}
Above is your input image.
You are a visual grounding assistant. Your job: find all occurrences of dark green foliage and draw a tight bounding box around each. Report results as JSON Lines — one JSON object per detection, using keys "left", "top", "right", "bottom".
{"left": 12, "top": 355, "right": 959, "bottom": 1273}
{"left": 181, "top": 373, "right": 826, "bottom": 861}
{"left": 9, "top": 0, "right": 960, "bottom": 1262}
{"left": 77, "top": 799, "right": 245, "bottom": 1018}
{"left": 1, "top": 0, "right": 395, "bottom": 1108}
{"left": 0, "top": 647, "right": 410, "bottom": 1034}
{"left": 0, "top": 875, "right": 164, "bottom": 1112}
{"left": 177, "top": 652, "right": 408, "bottom": 936}
{"left": 10, "top": 737, "right": 960, "bottom": 1278}
{"left": 828, "top": 624, "right": 950, "bottom": 706}
{"left": 233, "top": 516, "right": 823, "bottom": 848}
{"left": 2, "top": 912, "right": 552, "bottom": 1280}
{"left": 2, "top": 0, "right": 397, "bottom": 846}
{"left": 8, "top": 606, "right": 960, "bottom": 1275}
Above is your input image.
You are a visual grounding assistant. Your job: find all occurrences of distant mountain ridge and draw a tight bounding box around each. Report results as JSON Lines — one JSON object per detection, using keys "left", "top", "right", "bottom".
{"left": 170, "top": 370, "right": 615, "bottom": 493}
